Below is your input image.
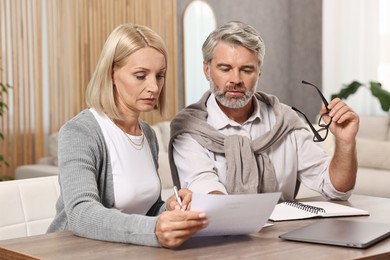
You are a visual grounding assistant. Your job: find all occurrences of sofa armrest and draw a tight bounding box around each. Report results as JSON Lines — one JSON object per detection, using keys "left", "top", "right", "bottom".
{"left": 15, "top": 165, "right": 59, "bottom": 179}
{"left": 0, "top": 176, "right": 60, "bottom": 240}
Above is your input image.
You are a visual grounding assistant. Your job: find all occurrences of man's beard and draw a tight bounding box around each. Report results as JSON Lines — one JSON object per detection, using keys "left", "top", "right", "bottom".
{"left": 210, "top": 79, "right": 255, "bottom": 109}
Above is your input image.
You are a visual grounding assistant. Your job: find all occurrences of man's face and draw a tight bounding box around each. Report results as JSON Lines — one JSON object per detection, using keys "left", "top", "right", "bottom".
{"left": 204, "top": 42, "right": 260, "bottom": 109}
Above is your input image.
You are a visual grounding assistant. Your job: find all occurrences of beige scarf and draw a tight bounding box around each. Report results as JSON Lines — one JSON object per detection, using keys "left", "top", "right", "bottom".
{"left": 169, "top": 91, "right": 306, "bottom": 194}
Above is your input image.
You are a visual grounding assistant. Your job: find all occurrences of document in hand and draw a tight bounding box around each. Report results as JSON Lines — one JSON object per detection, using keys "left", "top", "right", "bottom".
{"left": 191, "top": 192, "right": 281, "bottom": 236}
{"left": 269, "top": 201, "right": 369, "bottom": 222}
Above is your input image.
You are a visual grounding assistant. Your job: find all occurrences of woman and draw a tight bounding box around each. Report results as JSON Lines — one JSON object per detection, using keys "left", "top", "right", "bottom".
{"left": 47, "top": 24, "right": 207, "bottom": 248}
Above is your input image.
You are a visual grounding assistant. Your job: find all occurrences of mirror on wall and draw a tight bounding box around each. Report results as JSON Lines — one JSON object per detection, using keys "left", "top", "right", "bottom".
{"left": 183, "top": 0, "right": 216, "bottom": 106}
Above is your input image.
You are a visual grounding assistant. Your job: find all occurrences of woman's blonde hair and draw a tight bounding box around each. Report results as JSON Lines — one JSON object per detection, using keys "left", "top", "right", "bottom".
{"left": 85, "top": 23, "right": 167, "bottom": 119}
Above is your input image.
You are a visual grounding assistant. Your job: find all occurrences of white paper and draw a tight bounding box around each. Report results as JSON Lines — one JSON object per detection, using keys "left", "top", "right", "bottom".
{"left": 191, "top": 192, "right": 281, "bottom": 236}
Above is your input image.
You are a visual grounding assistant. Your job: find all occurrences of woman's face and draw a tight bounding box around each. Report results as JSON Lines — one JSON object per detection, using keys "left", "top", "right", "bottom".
{"left": 112, "top": 47, "right": 166, "bottom": 115}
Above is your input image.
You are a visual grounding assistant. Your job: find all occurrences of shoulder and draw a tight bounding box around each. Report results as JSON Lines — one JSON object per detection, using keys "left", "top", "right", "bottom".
{"left": 59, "top": 109, "right": 104, "bottom": 145}
{"left": 61, "top": 109, "right": 98, "bottom": 131}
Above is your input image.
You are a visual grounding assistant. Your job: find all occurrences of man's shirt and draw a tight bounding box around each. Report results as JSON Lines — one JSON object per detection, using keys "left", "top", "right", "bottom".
{"left": 172, "top": 93, "right": 351, "bottom": 201}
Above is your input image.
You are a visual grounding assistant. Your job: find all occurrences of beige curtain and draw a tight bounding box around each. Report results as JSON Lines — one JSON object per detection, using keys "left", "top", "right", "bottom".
{"left": 0, "top": 0, "right": 177, "bottom": 178}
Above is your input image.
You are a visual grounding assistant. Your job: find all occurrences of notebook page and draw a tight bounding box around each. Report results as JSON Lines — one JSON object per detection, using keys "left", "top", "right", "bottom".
{"left": 269, "top": 201, "right": 369, "bottom": 221}
{"left": 303, "top": 201, "right": 369, "bottom": 217}
{"left": 269, "top": 202, "right": 318, "bottom": 221}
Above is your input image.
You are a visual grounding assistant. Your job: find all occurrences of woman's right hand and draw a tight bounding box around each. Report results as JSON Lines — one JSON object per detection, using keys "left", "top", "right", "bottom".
{"left": 155, "top": 210, "right": 208, "bottom": 248}
{"left": 166, "top": 188, "right": 192, "bottom": 211}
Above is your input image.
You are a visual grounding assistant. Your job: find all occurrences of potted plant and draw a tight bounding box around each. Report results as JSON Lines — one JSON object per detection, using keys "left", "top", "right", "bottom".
{"left": 331, "top": 81, "right": 390, "bottom": 113}
{"left": 0, "top": 81, "right": 12, "bottom": 180}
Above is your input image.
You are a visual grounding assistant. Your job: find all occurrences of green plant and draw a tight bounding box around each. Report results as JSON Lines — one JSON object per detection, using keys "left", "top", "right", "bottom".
{"left": 331, "top": 81, "right": 390, "bottom": 113}
{"left": 0, "top": 81, "right": 12, "bottom": 168}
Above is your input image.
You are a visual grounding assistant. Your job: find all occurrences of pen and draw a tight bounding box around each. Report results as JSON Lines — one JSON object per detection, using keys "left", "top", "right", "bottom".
{"left": 173, "top": 185, "right": 183, "bottom": 207}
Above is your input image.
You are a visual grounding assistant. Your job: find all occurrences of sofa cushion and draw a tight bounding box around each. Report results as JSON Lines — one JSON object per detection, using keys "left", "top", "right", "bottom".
{"left": 48, "top": 133, "right": 59, "bottom": 158}
{"left": 158, "top": 152, "right": 173, "bottom": 189}
{"left": 356, "top": 138, "right": 390, "bottom": 170}
{"left": 354, "top": 167, "right": 390, "bottom": 198}
{"left": 322, "top": 135, "right": 390, "bottom": 171}
{"left": 358, "top": 115, "right": 390, "bottom": 141}
{"left": 39, "top": 132, "right": 59, "bottom": 166}
{"left": 155, "top": 121, "right": 170, "bottom": 153}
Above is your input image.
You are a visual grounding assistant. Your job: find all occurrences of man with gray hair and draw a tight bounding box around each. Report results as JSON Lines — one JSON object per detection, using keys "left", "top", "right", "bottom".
{"left": 169, "top": 21, "right": 359, "bottom": 202}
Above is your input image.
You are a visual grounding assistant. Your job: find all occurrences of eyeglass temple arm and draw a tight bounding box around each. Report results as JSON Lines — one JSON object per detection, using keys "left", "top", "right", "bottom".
{"left": 301, "top": 80, "right": 330, "bottom": 109}
{"left": 291, "top": 106, "right": 324, "bottom": 141}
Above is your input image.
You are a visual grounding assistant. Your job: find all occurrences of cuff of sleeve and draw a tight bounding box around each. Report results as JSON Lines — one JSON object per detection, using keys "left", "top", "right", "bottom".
{"left": 322, "top": 173, "right": 352, "bottom": 200}
{"left": 188, "top": 181, "right": 228, "bottom": 194}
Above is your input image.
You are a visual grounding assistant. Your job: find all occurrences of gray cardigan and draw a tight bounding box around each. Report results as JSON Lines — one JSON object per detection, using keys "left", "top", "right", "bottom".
{"left": 47, "top": 109, "right": 165, "bottom": 247}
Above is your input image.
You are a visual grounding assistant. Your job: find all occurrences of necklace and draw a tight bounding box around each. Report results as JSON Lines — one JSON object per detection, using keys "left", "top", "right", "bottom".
{"left": 123, "top": 130, "right": 144, "bottom": 150}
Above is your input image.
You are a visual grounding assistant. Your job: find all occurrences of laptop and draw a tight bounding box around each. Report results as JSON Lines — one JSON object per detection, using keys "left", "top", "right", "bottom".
{"left": 279, "top": 219, "right": 390, "bottom": 248}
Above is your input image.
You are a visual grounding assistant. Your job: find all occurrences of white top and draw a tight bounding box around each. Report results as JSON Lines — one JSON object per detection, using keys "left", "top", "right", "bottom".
{"left": 90, "top": 108, "right": 160, "bottom": 214}
{"left": 172, "top": 93, "right": 351, "bottom": 201}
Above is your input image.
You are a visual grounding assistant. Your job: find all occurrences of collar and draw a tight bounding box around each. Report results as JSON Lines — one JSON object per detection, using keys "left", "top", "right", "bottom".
{"left": 207, "top": 93, "right": 262, "bottom": 130}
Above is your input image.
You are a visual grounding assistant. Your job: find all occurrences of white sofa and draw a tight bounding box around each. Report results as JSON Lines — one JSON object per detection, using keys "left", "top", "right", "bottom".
{"left": 15, "top": 116, "right": 390, "bottom": 199}
{"left": 0, "top": 176, "right": 60, "bottom": 240}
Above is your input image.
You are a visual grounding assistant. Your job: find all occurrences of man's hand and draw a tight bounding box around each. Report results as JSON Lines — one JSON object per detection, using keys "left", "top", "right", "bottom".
{"left": 321, "top": 98, "right": 359, "bottom": 143}
{"left": 208, "top": 190, "right": 225, "bottom": 195}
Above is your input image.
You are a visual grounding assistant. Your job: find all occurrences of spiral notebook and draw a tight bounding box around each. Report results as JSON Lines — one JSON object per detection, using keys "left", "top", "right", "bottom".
{"left": 269, "top": 201, "right": 369, "bottom": 222}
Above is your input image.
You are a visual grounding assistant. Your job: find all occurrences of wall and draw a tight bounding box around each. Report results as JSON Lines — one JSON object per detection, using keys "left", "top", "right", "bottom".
{"left": 176, "top": 0, "right": 322, "bottom": 122}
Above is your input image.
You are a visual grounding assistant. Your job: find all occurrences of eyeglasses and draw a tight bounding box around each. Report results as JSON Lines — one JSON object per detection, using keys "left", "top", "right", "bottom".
{"left": 291, "top": 80, "right": 331, "bottom": 142}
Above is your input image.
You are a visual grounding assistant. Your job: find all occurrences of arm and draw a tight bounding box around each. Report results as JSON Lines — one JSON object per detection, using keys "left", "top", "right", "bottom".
{"left": 172, "top": 133, "right": 227, "bottom": 194}
{"left": 322, "top": 98, "right": 359, "bottom": 192}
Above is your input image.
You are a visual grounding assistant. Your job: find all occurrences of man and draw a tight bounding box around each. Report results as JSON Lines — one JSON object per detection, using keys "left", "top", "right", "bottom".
{"left": 169, "top": 21, "right": 359, "bottom": 201}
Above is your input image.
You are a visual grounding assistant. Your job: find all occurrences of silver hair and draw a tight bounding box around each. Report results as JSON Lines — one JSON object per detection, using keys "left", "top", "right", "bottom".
{"left": 202, "top": 21, "right": 265, "bottom": 67}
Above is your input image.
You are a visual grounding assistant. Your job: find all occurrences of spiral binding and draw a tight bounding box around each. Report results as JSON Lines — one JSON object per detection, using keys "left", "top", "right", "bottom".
{"left": 284, "top": 201, "right": 326, "bottom": 214}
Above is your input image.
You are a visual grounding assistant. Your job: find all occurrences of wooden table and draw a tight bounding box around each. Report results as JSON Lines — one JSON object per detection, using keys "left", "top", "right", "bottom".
{"left": 1, "top": 194, "right": 390, "bottom": 260}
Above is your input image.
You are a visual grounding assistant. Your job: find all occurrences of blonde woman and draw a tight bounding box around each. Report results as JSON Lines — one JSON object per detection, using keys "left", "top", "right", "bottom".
{"left": 47, "top": 24, "right": 207, "bottom": 248}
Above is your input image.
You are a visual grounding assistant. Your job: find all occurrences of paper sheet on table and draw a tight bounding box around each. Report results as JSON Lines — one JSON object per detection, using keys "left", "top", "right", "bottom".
{"left": 191, "top": 192, "right": 281, "bottom": 237}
